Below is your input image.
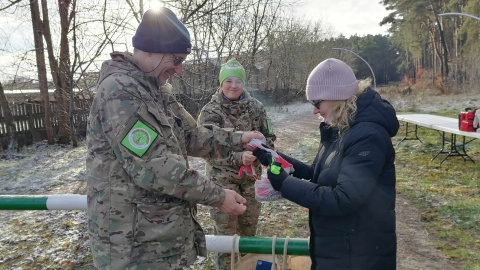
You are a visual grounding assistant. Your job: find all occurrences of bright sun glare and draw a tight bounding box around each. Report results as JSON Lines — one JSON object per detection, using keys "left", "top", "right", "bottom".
{"left": 149, "top": 0, "right": 164, "bottom": 10}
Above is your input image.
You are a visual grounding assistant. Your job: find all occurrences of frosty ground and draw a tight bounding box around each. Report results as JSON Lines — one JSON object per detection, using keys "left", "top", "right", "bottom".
{"left": 0, "top": 90, "right": 477, "bottom": 269}
{"left": 0, "top": 102, "right": 314, "bottom": 270}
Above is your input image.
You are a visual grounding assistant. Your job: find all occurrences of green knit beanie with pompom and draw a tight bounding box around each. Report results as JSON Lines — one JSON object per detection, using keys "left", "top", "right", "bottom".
{"left": 219, "top": 58, "right": 246, "bottom": 85}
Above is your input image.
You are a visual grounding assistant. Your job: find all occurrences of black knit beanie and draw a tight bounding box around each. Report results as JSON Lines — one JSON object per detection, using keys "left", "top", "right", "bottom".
{"left": 132, "top": 8, "right": 192, "bottom": 54}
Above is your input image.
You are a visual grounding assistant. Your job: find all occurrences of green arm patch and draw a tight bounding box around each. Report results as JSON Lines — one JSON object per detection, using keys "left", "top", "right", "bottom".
{"left": 266, "top": 118, "right": 274, "bottom": 135}
{"left": 121, "top": 119, "right": 159, "bottom": 157}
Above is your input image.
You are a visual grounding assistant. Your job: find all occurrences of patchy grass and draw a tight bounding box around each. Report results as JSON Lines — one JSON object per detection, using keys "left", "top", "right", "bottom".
{"left": 2, "top": 105, "right": 479, "bottom": 269}
{"left": 295, "top": 112, "right": 480, "bottom": 269}
{"left": 393, "top": 109, "right": 480, "bottom": 269}
{"left": 0, "top": 211, "right": 92, "bottom": 270}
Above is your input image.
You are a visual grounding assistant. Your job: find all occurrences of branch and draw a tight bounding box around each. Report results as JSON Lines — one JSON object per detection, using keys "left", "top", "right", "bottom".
{"left": 0, "top": 0, "right": 23, "bottom": 11}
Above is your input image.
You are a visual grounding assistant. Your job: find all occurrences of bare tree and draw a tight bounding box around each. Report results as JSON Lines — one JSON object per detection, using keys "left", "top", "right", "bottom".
{"left": 1, "top": 0, "right": 337, "bottom": 135}
{"left": 244, "top": 0, "right": 282, "bottom": 89}
{"left": 29, "top": 0, "right": 55, "bottom": 145}
{"left": 429, "top": 0, "right": 449, "bottom": 78}
{"left": 2, "top": 0, "right": 142, "bottom": 146}
{"left": 36, "top": 0, "right": 75, "bottom": 145}
{"left": 0, "top": 81, "right": 16, "bottom": 150}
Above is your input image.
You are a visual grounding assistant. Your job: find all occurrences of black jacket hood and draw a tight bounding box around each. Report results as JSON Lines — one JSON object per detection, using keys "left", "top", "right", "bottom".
{"left": 352, "top": 87, "right": 399, "bottom": 137}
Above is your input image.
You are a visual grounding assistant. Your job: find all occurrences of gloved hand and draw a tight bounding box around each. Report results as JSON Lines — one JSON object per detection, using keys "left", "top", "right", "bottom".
{"left": 267, "top": 161, "right": 289, "bottom": 191}
{"left": 260, "top": 143, "right": 273, "bottom": 150}
{"left": 252, "top": 148, "right": 273, "bottom": 166}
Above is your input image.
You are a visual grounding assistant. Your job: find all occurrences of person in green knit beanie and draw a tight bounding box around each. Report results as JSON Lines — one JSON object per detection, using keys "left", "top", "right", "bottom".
{"left": 219, "top": 58, "right": 246, "bottom": 86}
{"left": 197, "top": 58, "right": 276, "bottom": 270}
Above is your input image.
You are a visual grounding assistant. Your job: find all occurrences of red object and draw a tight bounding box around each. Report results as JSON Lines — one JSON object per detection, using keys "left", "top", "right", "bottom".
{"left": 274, "top": 156, "right": 293, "bottom": 169}
{"left": 459, "top": 111, "right": 475, "bottom": 132}
{"left": 238, "top": 165, "right": 257, "bottom": 179}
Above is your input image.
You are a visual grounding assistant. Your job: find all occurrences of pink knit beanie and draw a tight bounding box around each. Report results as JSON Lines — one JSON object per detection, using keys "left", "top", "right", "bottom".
{"left": 306, "top": 58, "right": 358, "bottom": 101}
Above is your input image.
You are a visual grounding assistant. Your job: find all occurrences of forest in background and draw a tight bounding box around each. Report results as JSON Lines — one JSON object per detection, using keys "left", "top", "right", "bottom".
{"left": 0, "top": 0, "right": 479, "bottom": 148}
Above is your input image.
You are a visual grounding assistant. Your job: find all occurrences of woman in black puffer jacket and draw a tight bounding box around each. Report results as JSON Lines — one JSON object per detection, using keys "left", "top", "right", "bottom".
{"left": 254, "top": 58, "right": 399, "bottom": 270}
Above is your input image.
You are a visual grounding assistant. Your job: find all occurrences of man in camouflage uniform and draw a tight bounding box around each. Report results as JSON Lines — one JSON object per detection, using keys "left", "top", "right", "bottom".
{"left": 197, "top": 59, "right": 276, "bottom": 269}
{"left": 86, "top": 8, "right": 264, "bottom": 270}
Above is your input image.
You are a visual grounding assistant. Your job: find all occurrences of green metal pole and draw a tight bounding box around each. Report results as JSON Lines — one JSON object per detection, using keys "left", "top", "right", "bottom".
{"left": 1, "top": 197, "right": 311, "bottom": 256}
{"left": 0, "top": 195, "right": 48, "bottom": 210}
{"left": 206, "top": 235, "right": 310, "bottom": 255}
{"left": 239, "top": 236, "right": 310, "bottom": 256}
{"left": 0, "top": 195, "right": 86, "bottom": 210}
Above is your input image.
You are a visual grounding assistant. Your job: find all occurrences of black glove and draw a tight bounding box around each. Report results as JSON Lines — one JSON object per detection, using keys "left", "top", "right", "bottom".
{"left": 267, "top": 161, "right": 289, "bottom": 191}
{"left": 252, "top": 148, "right": 273, "bottom": 166}
{"left": 260, "top": 143, "right": 273, "bottom": 150}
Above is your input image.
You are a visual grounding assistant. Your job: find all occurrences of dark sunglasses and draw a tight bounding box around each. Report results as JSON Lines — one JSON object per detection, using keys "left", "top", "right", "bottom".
{"left": 172, "top": 55, "right": 185, "bottom": 66}
{"left": 310, "top": 100, "right": 322, "bottom": 109}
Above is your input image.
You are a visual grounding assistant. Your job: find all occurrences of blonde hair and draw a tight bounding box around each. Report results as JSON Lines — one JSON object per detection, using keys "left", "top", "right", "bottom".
{"left": 322, "top": 79, "right": 372, "bottom": 136}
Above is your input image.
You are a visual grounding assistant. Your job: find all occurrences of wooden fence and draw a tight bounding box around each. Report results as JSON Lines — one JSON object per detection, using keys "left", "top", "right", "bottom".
{"left": 0, "top": 96, "right": 93, "bottom": 150}
{"left": 0, "top": 89, "right": 284, "bottom": 151}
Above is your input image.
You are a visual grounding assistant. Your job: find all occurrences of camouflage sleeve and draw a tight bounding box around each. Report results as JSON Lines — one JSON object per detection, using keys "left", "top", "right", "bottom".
{"left": 181, "top": 107, "right": 198, "bottom": 132}
{"left": 196, "top": 104, "right": 244, "bottom": 166}
{"left": 172, "top": 98, "right": 198, "bottom": 133}
{"left": 96, "top": 84, "right": 225, "bottom": 207}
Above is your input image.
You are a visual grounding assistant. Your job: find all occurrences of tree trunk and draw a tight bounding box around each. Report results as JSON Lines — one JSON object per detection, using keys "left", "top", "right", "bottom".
{"left": 430, "top": 1, "right": 449, "bottom": 78}
{"left": 0, "top": 81, "right": 16, "bottom": 150}
{"left": 39, "top": 0, "right": 70, "bottom": 145}
{"left": 29, "top": 0, "right": 55, "bottom": 145}
{"left": 57, "top": 0, "right": 73, "bottom": 145}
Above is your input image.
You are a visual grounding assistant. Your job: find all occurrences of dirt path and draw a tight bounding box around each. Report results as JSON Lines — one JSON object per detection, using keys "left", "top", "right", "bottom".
{"left": 0, "top": 104, "right": 463, "bottom": 269}
{"left": 272, "top": 108, "right": 462, "bottom": 270}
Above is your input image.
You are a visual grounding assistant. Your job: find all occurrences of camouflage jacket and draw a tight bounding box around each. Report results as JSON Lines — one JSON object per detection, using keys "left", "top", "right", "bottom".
{"left": 86, "top": 52, "right": 244, "bottom": 269}
{"left": 197, "top": 91, "right": 276, "bottom": 183}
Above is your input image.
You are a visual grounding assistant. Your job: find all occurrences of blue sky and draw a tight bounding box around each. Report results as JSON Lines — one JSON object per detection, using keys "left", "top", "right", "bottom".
{"left": 293, "top": 0, "right": 391, "bottom": 37}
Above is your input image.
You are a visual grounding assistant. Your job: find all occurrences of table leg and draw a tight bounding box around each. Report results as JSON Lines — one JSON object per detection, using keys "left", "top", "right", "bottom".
{"left": 398, "top": 123, "right": 423, "bottom": 146}
{"left": 435, "top": 134, "right": 475, "bottom": 164}
{"left": 432, "top": 131, "right": 447, "bottom": 161}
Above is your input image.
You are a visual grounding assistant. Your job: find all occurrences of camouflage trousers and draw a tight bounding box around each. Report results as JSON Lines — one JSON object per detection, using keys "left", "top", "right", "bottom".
{"left": 209, "top": 179, "right": 261, "bottom": 270}
{"left": 128, "top": 252, "right": 196, "bottom": 270}
{"left": 93, "top": 250, "right": 197, "bottom": 270}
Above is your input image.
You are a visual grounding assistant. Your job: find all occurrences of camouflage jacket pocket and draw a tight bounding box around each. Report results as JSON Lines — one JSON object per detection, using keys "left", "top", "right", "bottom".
{"left": 132, "top": 201, "right": 195, "bottom": 259}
